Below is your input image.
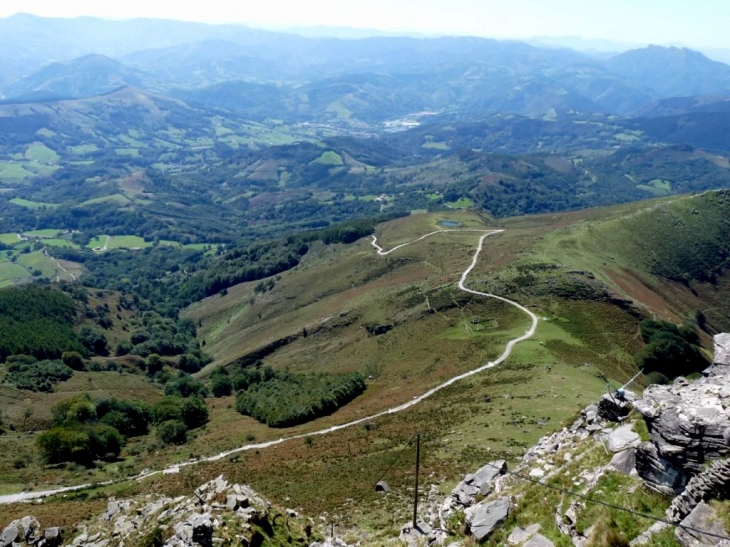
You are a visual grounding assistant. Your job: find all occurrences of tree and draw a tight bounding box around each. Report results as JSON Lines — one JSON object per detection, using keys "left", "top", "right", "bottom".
{"left": 78, "top": 326, "right": 108, "bottom": 356}
{"left": 211, "top": 376, "right": 232, "bottom": 397}
{"left": 156, "top": 420, "right": 188, "bottom": 445}
{"left": 146, "top": 353, "right": 163, "bottom": 376}
{"left": 62, "top": 351, "right": 85, "bottom": 371}
{"left": 180, "top": 397, "right": 209, "bottom": 429}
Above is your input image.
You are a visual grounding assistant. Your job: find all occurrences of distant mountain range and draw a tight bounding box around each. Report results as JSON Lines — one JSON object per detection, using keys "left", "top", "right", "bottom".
{"left": 3, "top": 14, "right": 730, "bottom": 124}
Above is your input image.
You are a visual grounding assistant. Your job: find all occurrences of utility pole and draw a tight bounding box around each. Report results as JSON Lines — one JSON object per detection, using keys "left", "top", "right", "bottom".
{"left": 413, "top": 431, "right": 421, "bottom": 530}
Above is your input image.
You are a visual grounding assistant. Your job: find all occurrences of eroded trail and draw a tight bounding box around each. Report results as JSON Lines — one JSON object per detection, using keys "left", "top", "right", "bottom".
{"left": 0, "top": 229, "right": 538, "bottom": 504}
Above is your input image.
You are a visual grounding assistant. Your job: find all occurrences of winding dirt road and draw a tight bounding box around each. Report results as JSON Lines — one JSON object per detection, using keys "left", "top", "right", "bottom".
{"left": 0, "top": 228, "right": 538, "bottom": 504}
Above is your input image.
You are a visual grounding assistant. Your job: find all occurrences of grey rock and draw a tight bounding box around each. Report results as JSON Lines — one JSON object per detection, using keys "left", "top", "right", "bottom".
{"left": 103, "top": 500, "right": 123, "bottom": 521}
{"left": 675, "top": 502, "right": 730, "bottom": 547}
{"left": 375, "top": 481, "right": 390, "bottom": 492}
{"left": 0, "top": 523, "right": 18, "bottom": 547}
{"left": 582, "top": 404, "right": 599, "bottom": 424}
{"left": 467, "top": 497, "right": 510, "bottom": 542}
{"left": 635, "top": 442, "right": 684, "bottom": 495}
{"left": 508, "top": 523, "right": 542, "bottom": 544}
{"left": 606, "top": 424, "right": 640, "bottom": 453}
{"left": 190, "top": 513, "right": 213, "bottom": 547}
{"left": 473, "top": 460, "right": 507, "bottom": 487}
{"left": 714, "top": 333, "right": 730, "bottom": 366}
{"left": 610, "top": 448, "right": 636, "bottom": 474}
{"left": 523, "top": 534, "right": 555, "bottom": 547}
{"left": 598, "top": 390, "right": 636, "bottom": 422}
{"left": 286, "top": 508, "right": 298, "bottom": 518}
{"left": 666, "top": 458, "right": 730, "bottom": 523}
{"left": 225, "top": 494, "right": 249, "bottom": 511}
{"left": 633, "top": 344, "right": 730, "bottom": 491}
{"left": 44, "top": 527, "right": 62, "bottom": 547}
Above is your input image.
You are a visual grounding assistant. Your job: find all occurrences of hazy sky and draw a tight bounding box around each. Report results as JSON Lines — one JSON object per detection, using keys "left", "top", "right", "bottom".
{"left": 2, "top": 0, "right": 730, "bottom": 48}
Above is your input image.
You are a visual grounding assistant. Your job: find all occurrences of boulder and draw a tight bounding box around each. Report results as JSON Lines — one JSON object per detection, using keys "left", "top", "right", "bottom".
{"left": 44, "top": 527, "right": 62, "bottom": 547}
{"left": 190, "top": 513, "right": 213, "bottom": 547}
{"left": 675, "top": 502, "right": 730, "bottom": 547}
{"left": 226, "top": 494, "right": 249, "bottom": 511}
{"left": 610, "top": 448, "right": 636, "bottom": 475}
{"left": 0, "top": 523, "right": 18, "bottom": 547}
{"left": 713, "top": 333, "right": 730, "bottom": 367}
{"left": 450, "top": 460, "right": 506, "bottom": 507}
{"left": 375, "top": 481, "right": 390, "bottom": 492}
{"left": 666, "top": 458, "right": 730, "bottom": 523}
{"left": 597, "top": 390, "right": 637, "bottom": 422}
{"left": 508, "top": 523, "right": 542, "bottom": 545}
{"left": 582, "top": 404, "right": 599, "bottom": 424}
{"left": 606, "top": 424, "right": 640, "bottom": 453}
{"left": 523, "top": 534, "right": 555, "bottom": 547}
{"left": 467, "top": 497, "right": 510, "bottom": 542}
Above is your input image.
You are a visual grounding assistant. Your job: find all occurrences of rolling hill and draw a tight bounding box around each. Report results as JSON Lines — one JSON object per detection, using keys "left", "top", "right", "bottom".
{"left": 2, "top": 54, "right": 166, "bottom": 101}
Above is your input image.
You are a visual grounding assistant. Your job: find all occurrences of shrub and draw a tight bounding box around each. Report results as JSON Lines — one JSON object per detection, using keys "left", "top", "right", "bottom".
{"left": 177, "top": 354, "right": 201, "bottom": 373}
{"left": 156, "top": 420, "right": 188, "bottom": 445}
{"left": 211, "top": 376, "right": 232, "bottom": 397}
{"left": 152, "top": 397, "right": 183, "bottom": 424}
{"left": 636, "top": 320, "right": 708, "bottom": 378}
{"left": 146, "top": 353, "right": 163, "bottom": 376}
{"left": 180, "top": 397, "right": 209, "bottom": 429}
{"left": 5, "top": 359, "right": 73, "bottom": 392}
{"left": 95, "top": 399, "right": 152, "bottom": 437}
{"left": 62, "top": 351, "right": 85, "bottom": 371}
{"left": 37, "top": 423, "right": 124, "bottom": 465}
{"left": 165, "top": 375, "right": 207, "bottom": 398}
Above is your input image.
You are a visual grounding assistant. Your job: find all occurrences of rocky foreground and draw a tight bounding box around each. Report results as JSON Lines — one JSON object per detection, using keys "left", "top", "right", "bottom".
{"left": 1, "top": 476, "right": 317, "bottom": 547}
{"left": 3, "top": 335, "right": 730, "bottom": 547}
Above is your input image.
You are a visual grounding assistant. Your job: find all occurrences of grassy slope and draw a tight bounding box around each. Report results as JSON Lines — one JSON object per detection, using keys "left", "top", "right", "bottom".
{"left": 3, "top": 193, "right": 730, "bottom": 531}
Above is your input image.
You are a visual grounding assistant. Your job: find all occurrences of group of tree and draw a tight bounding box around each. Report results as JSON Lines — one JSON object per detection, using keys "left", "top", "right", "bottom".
{"left": 0, "top": 286, "right": 84, "bottom": 362}
{"left": 36, "top": 391, "right": 210, "bottom": 465}
{"left": 636, "top": 319, "right": 708, "bottom": 382}
{"left": 235, "top": 369, "right": 366, "bottom": 427}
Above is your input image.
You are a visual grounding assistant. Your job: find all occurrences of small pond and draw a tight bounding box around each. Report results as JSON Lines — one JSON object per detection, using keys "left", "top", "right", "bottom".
{"left": 439, "top": 220, "right": 462, "bottom": 227}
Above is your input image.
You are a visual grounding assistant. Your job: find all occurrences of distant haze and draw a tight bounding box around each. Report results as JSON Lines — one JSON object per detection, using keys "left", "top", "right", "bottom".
{"left": 1, "top": 0, "right": 730, "bottom": 50}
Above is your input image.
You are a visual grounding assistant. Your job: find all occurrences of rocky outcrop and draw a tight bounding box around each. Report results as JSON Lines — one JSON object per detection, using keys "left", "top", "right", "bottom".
{"left": 634, "top": 334, "right": 730, "bottom": 494}
{"left": 1, "top": 476, "right": 315, "bottom": 547}
{"left": 447, "top": 460, "right": 507, "bottom": 507}
{"left": 0, "top": 516, "right": 46, "bottom": 547}
{"left": 666, "top": 458, "right": 730, "bottom": 523}
{"left": 675, "top": 502, "right": 730, "bottom": 547}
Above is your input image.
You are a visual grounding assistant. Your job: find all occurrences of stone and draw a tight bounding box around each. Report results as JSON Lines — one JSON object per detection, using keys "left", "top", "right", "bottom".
{"left": 0, "top": 523, "right": 18, "bottom": 547}
{"left": 582, "top": 404, "right": 599, "bottom": 424}
{"left": 529, "top": 468, "right": 545, "bottom": 478}
{"left": 286, "top": 508, "right": 298, "bottom": 518}
{"left": 103, "top": 500, "right": 122, "bottom": 521}
{"left": 610, "top": 448, "right": 636, "bottom": 475}
{"left": 523, "top": 534, "right": 555, "bottom": 547}
{"left": 19, "top": 516, "right": 41, "bottom": 543}
{"left": 598, "top": 390, "right": 636, "bottom": 422}
{"left": 375, "top": 481, "right": 390, "bottom": 492}
{"left": 225, "top": 494, "right": 249, "bottom": 511}
{"left": 190, "top": 513, "right": 213, "bottom": 547}
{"left": 713, "top": 333, "right": 730, "bottom": 366}
{"left": 675, "top": 502, "right": 730, "bottom": 547}
{"left": 508, "top": 523, "right": 541, "bottom": 545}
{"left": 467, "top": 497, "right": 510, "bottom": 542}
{"left": 43, "top": 527, "right": 62, "bottom": 547}
{"left": 606, "top": 424, "right": 640, "bottom": 453}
